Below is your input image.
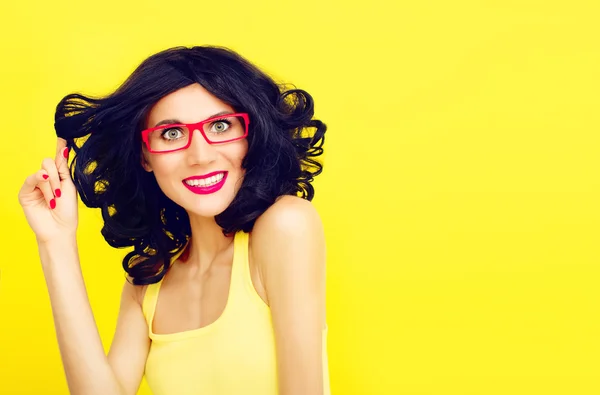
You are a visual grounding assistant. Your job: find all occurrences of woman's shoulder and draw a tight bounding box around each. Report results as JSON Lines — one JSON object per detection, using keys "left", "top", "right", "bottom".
{"left": 122, "top": 276, "right": 150, "bottom": 307}
{"left": 253, "top": 195, "right": 322, "bottom": 237}
{"left": 250, "top": 194, "right": 325, "bottom": 271}
{"left": 248, "top": 195, "right": 326, "bottom": 317}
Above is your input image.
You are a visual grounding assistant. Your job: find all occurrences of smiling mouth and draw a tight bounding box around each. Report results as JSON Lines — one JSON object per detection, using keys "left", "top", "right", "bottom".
{"left": 184, "top": 172, "right": 225, "bottom": 187}
{"left": 182, "top": 171, "right": 228, "bottom": 195}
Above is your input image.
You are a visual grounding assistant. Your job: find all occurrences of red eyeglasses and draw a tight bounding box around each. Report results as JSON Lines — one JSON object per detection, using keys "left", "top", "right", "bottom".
{"left": 141, "top": 112, "right": 249, "bottom": 153}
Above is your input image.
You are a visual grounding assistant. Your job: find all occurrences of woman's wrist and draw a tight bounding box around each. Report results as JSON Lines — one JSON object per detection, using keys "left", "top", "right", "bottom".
{"left": 37, "top": 235, "right": 80, "bottom": 270}
{"left": 36, "top": 233, "right": 78, "bottom": 248}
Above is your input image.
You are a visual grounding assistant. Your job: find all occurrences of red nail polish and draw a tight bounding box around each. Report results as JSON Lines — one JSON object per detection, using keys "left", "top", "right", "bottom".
{"left": 42, "top": 174, "right": 49, "bottom": 180}
{"left": 63, "top": 148, "right": 69, "bottom": 159}
{"left": 55, "top": 189, "right": 61, "bottom": 198}
{"left": 50, "top": 199, "right": 56, "bottom": 209}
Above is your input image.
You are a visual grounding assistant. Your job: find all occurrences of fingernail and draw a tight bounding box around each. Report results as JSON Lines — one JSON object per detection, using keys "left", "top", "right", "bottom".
{"left": 50, "top": 199, "right": 56, "bottom": 209}
{"left": 42, "top": 174, "right": 49, "bottom": 180}
{"left": 63, "top": 147, "right": 69, "bottom": 159}
{"left": 55, "top": 189, "right": 61, "bottom": 198}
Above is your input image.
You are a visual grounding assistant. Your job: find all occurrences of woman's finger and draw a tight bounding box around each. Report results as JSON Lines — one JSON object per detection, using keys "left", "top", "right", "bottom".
{"left": 37, "top": 171, "right": 57, "bottom": 209}
{"left": 19, "top": 170, "right": 49, "bottom": 198}
{"left": 18, "top": 170, "right": 55, "bottom": 208}
{"left": 41, "top": 158, "right": 61, "bottom": 201}
{"left": 55, "top": 138, "right": 70, "bottom": 182}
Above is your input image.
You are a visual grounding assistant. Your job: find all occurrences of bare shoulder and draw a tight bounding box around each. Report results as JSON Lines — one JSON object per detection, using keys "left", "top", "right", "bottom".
{"left": 122, "top": 277, "right": 148, "bottom": 307}
{"left": 250, "top": 195, "right": 326, "bottom": 289}
{"left": 252, "top": 195, "right": 323, "bottom": 243}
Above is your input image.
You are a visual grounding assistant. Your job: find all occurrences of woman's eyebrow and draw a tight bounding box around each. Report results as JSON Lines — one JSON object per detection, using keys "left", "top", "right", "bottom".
{"left": 154, "top": 118, "right": 180, "bottom": 127}
{"left": 153, "top": 111, "right": 235, "bottom": 128}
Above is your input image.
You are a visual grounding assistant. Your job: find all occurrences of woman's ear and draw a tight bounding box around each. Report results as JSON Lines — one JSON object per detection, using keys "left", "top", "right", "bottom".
{"left": 141, "top": 151, "right": 153, "bottom": 172}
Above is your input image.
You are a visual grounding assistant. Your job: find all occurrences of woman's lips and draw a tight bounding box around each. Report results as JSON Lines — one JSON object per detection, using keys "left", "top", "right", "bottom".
{"left": 182, "top": 171, "right": 228, "bottom": 195}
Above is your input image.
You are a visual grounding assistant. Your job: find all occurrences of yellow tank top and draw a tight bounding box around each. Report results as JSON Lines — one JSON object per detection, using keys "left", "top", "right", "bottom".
{"left": 141, "top": 231, "right": 331, "bottom": 395}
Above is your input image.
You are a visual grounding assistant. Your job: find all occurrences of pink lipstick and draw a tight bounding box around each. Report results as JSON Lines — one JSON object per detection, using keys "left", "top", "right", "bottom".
{"left": 182, "top": 171, "right": 228, "bottom": 195}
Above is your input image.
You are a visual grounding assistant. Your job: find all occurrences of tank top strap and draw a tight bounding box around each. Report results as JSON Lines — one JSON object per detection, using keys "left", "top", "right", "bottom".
{"left": 142, "top": 280, "right": 163, "bottom": 330}
{"left": 141, "top": 245, "right": 188, "bottom": 329}
{"left": 230, "top": 230, "right": 272, "bottom": 310}
{"left": 232, "top": 230, "right": 249, "bottom": 269}
{"left": 232, "top": 231, "right": 252, "bottom": 288}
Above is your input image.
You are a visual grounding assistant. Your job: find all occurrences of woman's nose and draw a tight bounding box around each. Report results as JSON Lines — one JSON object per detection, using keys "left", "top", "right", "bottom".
{"left": 185, "top": 129, "right": 218, "bottom": 165}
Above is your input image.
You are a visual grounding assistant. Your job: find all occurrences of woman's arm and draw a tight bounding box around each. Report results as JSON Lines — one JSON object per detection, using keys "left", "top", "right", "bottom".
{"left": 251, "top": 195, "right": 328, "bottom": 395}
{"left": 19, "top": 139, "right": 150, "bottom": 395}
{"left": 40, "top": 238, "right": 149, "bottom": 395}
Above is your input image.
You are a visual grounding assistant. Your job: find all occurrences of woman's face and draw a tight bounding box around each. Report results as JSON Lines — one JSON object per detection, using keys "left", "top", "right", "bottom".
{"left": 142, "top": 83, "right": 248, "bottom": 218}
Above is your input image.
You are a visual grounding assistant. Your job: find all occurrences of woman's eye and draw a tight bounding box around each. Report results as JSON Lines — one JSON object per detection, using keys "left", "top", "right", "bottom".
{"left": 163, "top": 128, "right": 183, "bottom": 139}
{"left": 212, "top": 121, "right": 230, "bottom": 133}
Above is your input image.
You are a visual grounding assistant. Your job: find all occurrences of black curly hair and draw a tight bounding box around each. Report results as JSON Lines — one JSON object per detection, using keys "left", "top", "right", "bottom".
{"left": 53, "top": 45, "right": 326, "bottom": 285}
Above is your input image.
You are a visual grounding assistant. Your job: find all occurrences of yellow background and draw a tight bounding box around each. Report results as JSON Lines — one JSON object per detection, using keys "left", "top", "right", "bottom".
{"left": 1, "top": 1, "right": 599, "bottom": 394}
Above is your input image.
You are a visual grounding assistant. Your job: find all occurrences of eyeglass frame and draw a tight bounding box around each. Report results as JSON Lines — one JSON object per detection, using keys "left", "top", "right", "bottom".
{"left": 140, "top": 112, "right": 250, "bottom": 154}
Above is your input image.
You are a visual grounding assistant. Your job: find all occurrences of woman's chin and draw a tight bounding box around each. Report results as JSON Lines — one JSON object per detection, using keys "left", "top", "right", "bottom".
{"left": 183, "top": 199, "right": 233, "bottom": 219}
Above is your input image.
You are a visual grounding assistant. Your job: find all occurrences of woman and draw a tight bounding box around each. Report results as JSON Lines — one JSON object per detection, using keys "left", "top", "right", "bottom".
{"left": 17, "top": 46, "right": 329, "bottom": 395}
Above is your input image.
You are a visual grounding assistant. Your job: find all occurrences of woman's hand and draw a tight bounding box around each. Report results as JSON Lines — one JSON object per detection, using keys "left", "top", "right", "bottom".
{"left": 18, "top": 138, "right": 79, "bottom": 244}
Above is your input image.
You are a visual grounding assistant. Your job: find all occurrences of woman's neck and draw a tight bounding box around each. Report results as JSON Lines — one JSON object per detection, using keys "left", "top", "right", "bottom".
{"left": 184, "top": 213, "right": 234, "bottom": 274}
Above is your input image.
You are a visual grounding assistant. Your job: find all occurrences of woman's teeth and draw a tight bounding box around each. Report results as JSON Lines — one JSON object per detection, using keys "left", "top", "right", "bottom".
{"left": 185, "top": 173, "right": 224, "bottom": 187}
